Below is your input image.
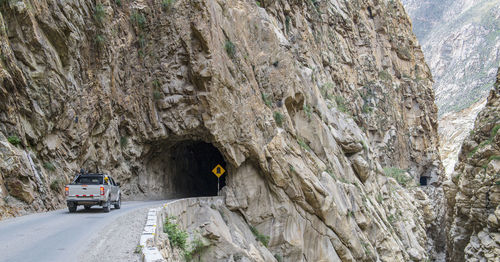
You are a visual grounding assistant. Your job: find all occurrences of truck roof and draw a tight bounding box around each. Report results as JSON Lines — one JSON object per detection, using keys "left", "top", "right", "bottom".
{"left": 80, "top": 173, "right": 107, "bottom": 176}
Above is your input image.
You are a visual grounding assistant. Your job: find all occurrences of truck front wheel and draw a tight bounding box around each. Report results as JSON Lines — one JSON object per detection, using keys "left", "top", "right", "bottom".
{"left": 68, "top": 205, "right": 77, "bottom": 213}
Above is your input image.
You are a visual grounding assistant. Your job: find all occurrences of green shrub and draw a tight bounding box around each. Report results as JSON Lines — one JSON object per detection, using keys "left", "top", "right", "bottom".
{"left": 7, "top": 135, "right": 21, "bottom": 146}
{"left": 184, "top": 237, "right": 206, "bottom": 261}
{"left": 297, "top": 138, "right": 310, "bottom": 151}
{"left": 387, "top": 214, "right": 395, "bottom": 225}
{"left": 94, "top": 4, "right": 106, "bottom": 24}
{"left": 320, "top": 82, "right": 333, "bottom": 100}
{"left": 491, "top": 124, "right": 500, "bottom": 138}
{"left": 376, "top": 192, "right": 383, "bottom": 203}
{"left": 153, "top": 90, "right": 163, "bottom": 100}
{"left": 488, "top": 155, "right": 500, "bottom": 162}
{"left": 50, "top": 179, "right": 61, "bottom": 191}
{"left": 468, "top": 146, "right": 480, "bottom": 158}
{"left": 131, "top": 11, "right": 146, "bottom": 29}
{"left": 261, "top": 93, "right": 272, "bottom": 107}
{"left": 152, "top": 79, "right": 161, "bottom": 88}
{"left": 224, "top": 40, "right": 236, "bottom": 58}
{"left": 362, "top": 104, "right": 373, "bottom": 113}
{"left": 164, "top": 216, "right": 188, "bottom": 250}
{"left": 250, "top": 226, "right": 269, "bottom": 247}
{"left": 273, "top": 112, "right": 284, "bottom": 127}
{"left": 334, "top": 96, "right": 347, "bottom": 113}
{"left": 383, "top": 167, "right": 411, "bottom": 187}
{"left": 138, "top": 34, "right": 146, "bottom": 48}
{"left": 303, "top": 103, "right": 312, "bottom": 120}
{"left": 120, "top": 136, "right": 128, "bottom": 148}
{"left": 44, "top": 162, "right": 56, "bottom": 172}
{"left": 468, "top": 124, "right": 500, "bottom": 158}
{"left": 285, "top": 15, "right": 291, "bottom": 34}
{"left": 274, "top": 254, "right": 283, "bottom": 262}
{"left": 115, "top": 0, "right": 122, "bottom": 7}
{"left": 162, "top": 0, "right": 175, "bottom": 9}
{"left": 378, "top": 70, "right": 392, "bottom": 81}
{"left": 95, "top": 34, "right": 105, "bottom": 46}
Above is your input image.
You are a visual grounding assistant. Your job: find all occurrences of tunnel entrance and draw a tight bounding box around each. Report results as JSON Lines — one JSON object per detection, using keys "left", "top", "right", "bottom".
{"left": 143, "top": 141, "right": 227, "bottom": 199}
{"left": 420, "top": 176, "right": 429, "bottom": 186}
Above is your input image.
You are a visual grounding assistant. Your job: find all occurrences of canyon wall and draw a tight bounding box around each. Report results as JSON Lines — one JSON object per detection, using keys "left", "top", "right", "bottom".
{"left": 444, "top": 68, "right": 500, "bottom": 261}
{"left": 0, "top": 0, "right": 445, "bottom": 261}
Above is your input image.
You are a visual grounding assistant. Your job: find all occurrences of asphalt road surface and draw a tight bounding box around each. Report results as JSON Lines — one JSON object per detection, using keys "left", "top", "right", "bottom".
{"left": 0, "top": 201, "right": 166, "bottom": 262}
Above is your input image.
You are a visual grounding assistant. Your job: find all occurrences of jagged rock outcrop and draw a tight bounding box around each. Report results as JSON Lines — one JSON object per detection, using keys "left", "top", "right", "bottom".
{"left": 444, "top": 68, "right": 500, "bottom": 261}
{"left": 0, "top": 0, "right": 445, "bottom": 261}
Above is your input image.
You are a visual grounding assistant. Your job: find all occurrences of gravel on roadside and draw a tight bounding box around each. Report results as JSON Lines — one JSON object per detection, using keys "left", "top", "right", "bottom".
{"left": 78, "top": 207, "right": 149, "bottom": 262}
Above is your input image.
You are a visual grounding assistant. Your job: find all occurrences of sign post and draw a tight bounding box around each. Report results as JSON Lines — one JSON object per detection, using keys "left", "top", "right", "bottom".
{"left": 211, "top": 164, "right": 225, "bottom": 195}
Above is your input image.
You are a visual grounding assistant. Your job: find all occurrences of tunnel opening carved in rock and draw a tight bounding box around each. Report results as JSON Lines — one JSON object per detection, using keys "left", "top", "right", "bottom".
{"left": 141, "top": 141, "right": 227, "bottom": 199}
{"left": 420, "top": 176, "right": 429, "bottom": 186}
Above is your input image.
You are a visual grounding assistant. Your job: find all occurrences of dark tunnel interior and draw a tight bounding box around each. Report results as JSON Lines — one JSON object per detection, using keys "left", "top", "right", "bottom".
{"left": 144, "top": 141, "right": 227, "bottom": 198}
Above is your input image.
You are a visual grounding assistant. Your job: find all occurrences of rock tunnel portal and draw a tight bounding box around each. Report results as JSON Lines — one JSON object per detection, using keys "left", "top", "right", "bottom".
{"left": 143, "top": 141, "right": 227, "bottom": 199}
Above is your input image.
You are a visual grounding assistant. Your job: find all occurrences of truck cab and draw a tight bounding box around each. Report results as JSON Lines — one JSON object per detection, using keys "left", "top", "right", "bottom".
{"left": 65, "top": 173, "right": 121, "bottom": 213}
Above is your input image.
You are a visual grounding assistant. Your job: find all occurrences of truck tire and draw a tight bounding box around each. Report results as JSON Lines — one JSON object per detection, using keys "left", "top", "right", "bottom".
{"left": 114, "top": 196, "right": 121, "bottom": 209}
{"left": 68, "top": 205, "right": 77, "bottom": 213}
{"left": 84, "top": 205, "right": 91, "bottom": 210}
{"left": 103, "top": 201, "right": 111, "bottom": 213}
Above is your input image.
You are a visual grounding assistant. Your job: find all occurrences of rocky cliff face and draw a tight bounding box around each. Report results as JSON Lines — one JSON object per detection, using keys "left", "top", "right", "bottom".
{"left": 444, "top": 68, "right": 500, "bottom": 261}
{"left": 0, "top": 0, "right": 444, "bottom": 261}
{"left": 402, "top": 0, "right": 500, "bottom": 176}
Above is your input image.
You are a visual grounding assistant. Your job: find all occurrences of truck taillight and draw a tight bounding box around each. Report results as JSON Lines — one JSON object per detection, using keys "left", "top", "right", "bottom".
{"left": 100, "top": 186, "right": 105, "bottom": 196}
{"left": 65, "top": 186, "right": 69, "bottom": 196}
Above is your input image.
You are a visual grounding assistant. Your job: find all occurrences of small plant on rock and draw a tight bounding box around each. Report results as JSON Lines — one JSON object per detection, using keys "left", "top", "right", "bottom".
{"left": 273, "top": 112, "right": 284, "bottom": 127}
{"left": 44, "top": 162, "right": 56, "bottom": 172}
{"left": 94, "top": 4, "right": 106, "bottom": 24}
{"left": 120, "top": 136, "right": 128, "bottom": 148}
{"left": 303, "top": 103, "right": 312, "bottom": 120}
{"left": 383, "top": 167, "right": 411, "bottom": 187}
{"left": 162, "top": 0, "right": 175, "bottom": 9}
{"left": 224, "top": 40, "right": 236, "bottom": 59}
{"left": 297, "top": 137, "right": 311, "bottom": 151}
{"left": 261, "top": 92, "right": 272, "bottom": 107}
{"left": 164, "top": 216, "right": 188, "bottom": 250}
{"left": 334, "top": 95, "right": 348, "bottom": 113}
{"left": 7, "top": 135, "right": 21, "bottom": 146}
{"left": 131, "top": 11, "right": 146, "bottom": 29}
{"left": 50, "top": 179, "right": 62, "bottom": 191}
{"left": 250, "top": 226, "right": 269, "bottom": 247}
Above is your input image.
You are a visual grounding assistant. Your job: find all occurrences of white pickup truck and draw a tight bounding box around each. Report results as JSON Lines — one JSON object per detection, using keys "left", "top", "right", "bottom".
{"left": 65, "top": 173, "right": 121, "bottom": 213}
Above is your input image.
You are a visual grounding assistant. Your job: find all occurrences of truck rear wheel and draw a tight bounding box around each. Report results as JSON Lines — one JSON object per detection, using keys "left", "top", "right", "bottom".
{"left": 114, "top": 196, "right": 121, "bottom": 209}
{"left": 84, "top": 205, "right": 91, "bottom": 210}
{"left": 103, "top": 201, "right": 110, "bottom": 213}
{"left": 68, "top": 205, "right": 77, "bottom": 213}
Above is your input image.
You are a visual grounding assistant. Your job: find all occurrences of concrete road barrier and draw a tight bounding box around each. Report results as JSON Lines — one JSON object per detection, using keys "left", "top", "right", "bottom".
{"left": 140, "top": 197, "right": 224, "bottom": 262}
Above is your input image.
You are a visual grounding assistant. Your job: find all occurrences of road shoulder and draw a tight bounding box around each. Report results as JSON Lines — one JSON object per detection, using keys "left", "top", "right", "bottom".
{"left": 77, "top": 207, "right": 149, "bottom": 262}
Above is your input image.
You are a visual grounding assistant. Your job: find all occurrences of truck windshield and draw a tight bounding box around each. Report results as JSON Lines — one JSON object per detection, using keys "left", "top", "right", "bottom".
{"left": 74, "top": 176, "right": 103, "bottom": 185}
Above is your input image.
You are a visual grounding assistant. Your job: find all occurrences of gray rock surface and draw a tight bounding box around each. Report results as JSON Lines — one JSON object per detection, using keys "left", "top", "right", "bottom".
{"left": 0, "top": 0, "right": 445, "bottom": 261}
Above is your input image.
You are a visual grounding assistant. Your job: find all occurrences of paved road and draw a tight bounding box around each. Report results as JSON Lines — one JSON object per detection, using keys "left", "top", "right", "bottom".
{"left": 0, "top": 201, "right": 166, "bottom": 262}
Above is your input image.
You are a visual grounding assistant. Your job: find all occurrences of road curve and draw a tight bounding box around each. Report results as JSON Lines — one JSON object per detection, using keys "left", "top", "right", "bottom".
{"left": 0, "top": 201, "right": 167, "bottom": 262}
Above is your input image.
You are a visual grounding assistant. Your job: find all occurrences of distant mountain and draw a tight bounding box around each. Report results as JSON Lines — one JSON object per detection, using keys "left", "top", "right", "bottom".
{"left": 403, "top": 0, "right": 500, "bottom": 115}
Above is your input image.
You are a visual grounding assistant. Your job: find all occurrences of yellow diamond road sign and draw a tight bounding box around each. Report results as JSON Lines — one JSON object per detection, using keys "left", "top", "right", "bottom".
{"left": 212, "top": 164, "right": 225, "bottom": 178}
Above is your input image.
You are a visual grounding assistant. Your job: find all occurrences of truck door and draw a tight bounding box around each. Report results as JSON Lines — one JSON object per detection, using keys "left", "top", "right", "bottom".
{"left": 110, "top": 177, "right": 118, "bottom": 201}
